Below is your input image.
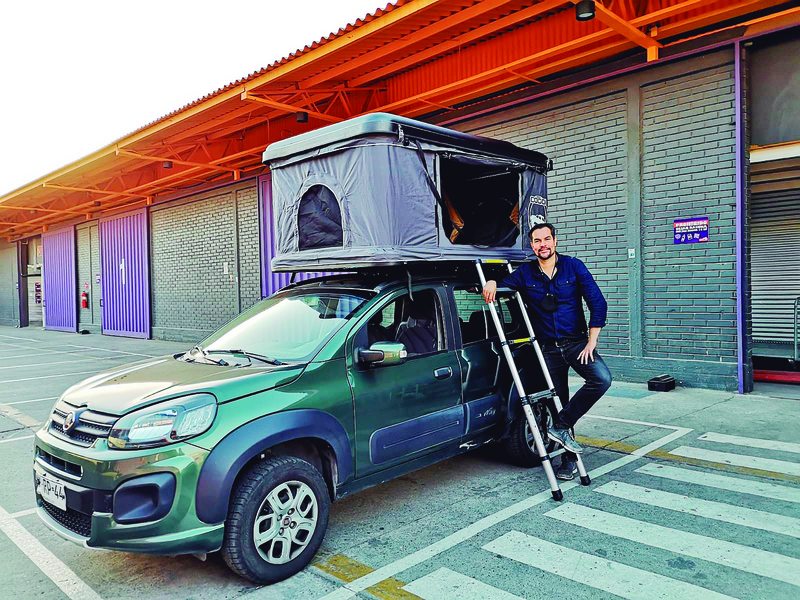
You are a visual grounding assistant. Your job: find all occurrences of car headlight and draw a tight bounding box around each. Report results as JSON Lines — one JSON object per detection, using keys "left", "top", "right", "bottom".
{"left": 108, "top": 393, "right": 217, "bottom": 450}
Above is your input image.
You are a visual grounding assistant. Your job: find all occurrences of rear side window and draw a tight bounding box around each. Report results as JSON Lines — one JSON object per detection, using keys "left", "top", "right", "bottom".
{"left": 453, "top": 289, "right": 489, "bottom": 344}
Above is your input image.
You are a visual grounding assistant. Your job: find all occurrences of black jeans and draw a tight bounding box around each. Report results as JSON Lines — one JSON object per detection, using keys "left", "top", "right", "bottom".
{"left": 542, "top": 340, "right": 612, "bottom": 463}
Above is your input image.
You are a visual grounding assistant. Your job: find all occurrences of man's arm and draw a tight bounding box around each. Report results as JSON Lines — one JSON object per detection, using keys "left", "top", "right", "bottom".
{"left": 574, "top": 259, "right": 607, "bottom": 364}
{"left": 482, "top": 266, "right": 524, "bottom": 304}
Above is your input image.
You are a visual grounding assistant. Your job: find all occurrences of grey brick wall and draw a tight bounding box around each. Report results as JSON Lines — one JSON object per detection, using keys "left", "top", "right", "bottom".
{"left": 150, "top": 182, "right": 261, "bottom": 342}
{"left": 640, "top": 64, "right": 737, "bottom": 362}
{"left": 0, "top": 241, "right": 19, "bottom": 326}
{"left": 454, "top": 51, "right": 739, "bottom": 389}
{"left": 76, "top": 223, "right": 101, "bottom": 332}
{"left": 236, "top": 186, "right": 262, "bottom": 311}
{"left": 468, "top": 91, "right": 631, "bottom": 357}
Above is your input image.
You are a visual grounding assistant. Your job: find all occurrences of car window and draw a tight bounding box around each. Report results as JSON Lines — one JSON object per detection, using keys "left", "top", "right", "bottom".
{"left": 362, "top": 289, "right": 445, "bottom": 356}
{"left": 453, "top": 288, "right": 489, "bottom": 344}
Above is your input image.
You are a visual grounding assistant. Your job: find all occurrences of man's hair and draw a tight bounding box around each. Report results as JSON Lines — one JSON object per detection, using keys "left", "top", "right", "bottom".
{"left": 530, "top": 222, "right": 556, "bottom": 241}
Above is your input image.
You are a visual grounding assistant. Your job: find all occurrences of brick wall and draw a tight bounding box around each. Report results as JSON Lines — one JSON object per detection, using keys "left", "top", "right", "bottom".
{"left": 640, "top": 64, "right": 737, "bottom": 361}
{"left": 150, "top": 182, "right": 261, "bottom": 342}
{"left": 455, "top": 51, "right": 739, "bottom": 389}
{"left": 0, "top": 241, "right": 19, "bottom": 326}
{"left": 469, "top": 91, "right": 631, "bottom": 357}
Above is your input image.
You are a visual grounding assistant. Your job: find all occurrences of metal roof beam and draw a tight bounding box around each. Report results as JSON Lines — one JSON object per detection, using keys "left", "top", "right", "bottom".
{"left": 42, "top": 183, "right": 145, "bottom": 199}
{"left": 240, "top": 92, "right": 344, "bottom": 123}
{"left": 115, "top": 149, "right": 241, "bottom": 180}
{"left": 590, "top": 1, "right": 662, "bottom": 61}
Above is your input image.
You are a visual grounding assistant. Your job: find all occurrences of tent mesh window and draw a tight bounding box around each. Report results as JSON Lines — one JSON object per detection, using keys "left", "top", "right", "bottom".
{"left": 298, "top": 184, "right": 343, "bottom": 250}
{"left": 439, "top": 157, "right": 521, "bottom": 247}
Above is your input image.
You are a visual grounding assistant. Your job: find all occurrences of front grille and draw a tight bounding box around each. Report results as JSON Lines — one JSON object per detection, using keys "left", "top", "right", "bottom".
{"left": 36, "top": 448, "right": 82, "bottom": 478}
{"left": 40, "top": 498, "right": 92, "bottom": 538}
{"left": 48, "top": 403, "right": 116, "bottom": 447}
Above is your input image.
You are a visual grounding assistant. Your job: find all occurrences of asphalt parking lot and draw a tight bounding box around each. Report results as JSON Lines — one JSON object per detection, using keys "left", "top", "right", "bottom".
{"left": 1, "top": 326, "right": 799, "bottom": 600}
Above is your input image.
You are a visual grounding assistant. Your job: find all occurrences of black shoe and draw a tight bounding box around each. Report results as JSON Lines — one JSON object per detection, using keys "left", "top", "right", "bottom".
{"left": 555, "top": 458, "right": 578, "bottom": 481}
{"left": 547, "top": 427, "right": 584, "bottom": 454}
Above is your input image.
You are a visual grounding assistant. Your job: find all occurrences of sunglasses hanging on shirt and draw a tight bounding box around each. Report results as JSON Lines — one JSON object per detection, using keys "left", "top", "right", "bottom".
{"left": 541, "top": 293, "right": 558, "bottom": 312}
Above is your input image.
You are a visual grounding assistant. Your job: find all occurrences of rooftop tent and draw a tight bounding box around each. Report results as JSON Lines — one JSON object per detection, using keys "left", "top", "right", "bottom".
{"left": 262, "top": 113, "right": 551, "bottom": 272}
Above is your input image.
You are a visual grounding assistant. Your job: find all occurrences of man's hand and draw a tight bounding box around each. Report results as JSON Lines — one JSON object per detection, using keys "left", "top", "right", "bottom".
{"left": 578, "top": 339, "right": 596, "bottom": 364}
{"left": 482, "top": 280, "right": 497, "bottom": 304}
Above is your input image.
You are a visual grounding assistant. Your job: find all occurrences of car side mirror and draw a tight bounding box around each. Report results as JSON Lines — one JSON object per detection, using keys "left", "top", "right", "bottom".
{"left": 358, "top": 342, "right": 408, "bottom": 367}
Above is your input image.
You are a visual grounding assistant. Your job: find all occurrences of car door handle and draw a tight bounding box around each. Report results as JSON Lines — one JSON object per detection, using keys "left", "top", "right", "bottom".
{"left": 434, "top": 367, "right": 453, "bottom": 380}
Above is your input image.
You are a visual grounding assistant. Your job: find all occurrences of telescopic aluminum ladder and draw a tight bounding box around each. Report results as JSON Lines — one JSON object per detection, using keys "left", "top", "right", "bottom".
{"left": 475, "top": 259, "right": 591, "bottom": 501}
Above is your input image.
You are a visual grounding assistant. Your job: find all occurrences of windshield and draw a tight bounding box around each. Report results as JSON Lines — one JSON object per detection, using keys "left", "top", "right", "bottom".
{"left": 199, "top": 290, "right": 371, "bottom": 362}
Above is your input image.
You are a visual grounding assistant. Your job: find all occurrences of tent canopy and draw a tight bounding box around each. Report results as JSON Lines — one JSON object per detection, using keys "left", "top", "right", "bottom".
{"left": 263, "top": 113, "right": 551, "bottom": 272}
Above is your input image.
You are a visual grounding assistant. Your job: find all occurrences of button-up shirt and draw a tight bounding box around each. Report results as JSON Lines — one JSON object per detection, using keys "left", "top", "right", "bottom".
{"left": 500, "top": 253, "right": 607, "bottom": 343}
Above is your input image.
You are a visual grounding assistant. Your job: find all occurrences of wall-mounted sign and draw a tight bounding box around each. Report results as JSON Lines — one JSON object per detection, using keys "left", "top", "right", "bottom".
{"left": 674, "top": 216, "right": 709, "bottom": 244}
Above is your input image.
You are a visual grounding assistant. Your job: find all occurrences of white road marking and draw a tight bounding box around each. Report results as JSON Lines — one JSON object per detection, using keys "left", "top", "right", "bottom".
{"left": 670, "top": 446, "right": 800, "bottom": 477}
{"left": 317, "top": 426, "right": 692, "bottom": 600}
{"left": 483, "top": 531, "right": 735, "bottom": 600}
{"left": 402, "top": 567, "right": 523, "bottom": 600}
{"left": 0, "top": 504, "right": 103, "bottom": 600}
{"left": 586, "top": 415, "right": 683, "bottom": 430}
{"left": 0, "top": 370, "right": 100, "bottom": 384}
{"left": 636, "top": 463, "right": 800, "bottom": 504}
{"left": 65, "top": 344, "right": 159, "bottom": 358}
{"left": 596, "top": 480, "right": 800, "bottom": 538}
{"left": 698, "top": 432, "right": 800, "bottom": 455}
{"left": 546, "top": 503, "right": 800, "bottom": 586}
{"left": 0, "top": 435, "right": 34, "bottom": 444}
{"left": 0, "top": 355, "right": 129, "bottom": 370}
{"left": 0, "top": 403, "right": 42, "bottom": 429}
{"left": 1, "top": 397, "right": 58, "bottom": 407}
{"left": 11, "top": 508, "right": 37, "bottom": 519}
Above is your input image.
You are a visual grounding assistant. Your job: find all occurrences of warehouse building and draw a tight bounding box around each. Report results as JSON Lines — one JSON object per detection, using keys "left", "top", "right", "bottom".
{"left": 0, "top": 0, "right": 798, "bottom": 393}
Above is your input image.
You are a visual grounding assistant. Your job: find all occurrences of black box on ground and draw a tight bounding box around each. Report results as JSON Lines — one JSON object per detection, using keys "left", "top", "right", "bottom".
{"left": 648, "top": 374, "right": 676, "bottom": 392}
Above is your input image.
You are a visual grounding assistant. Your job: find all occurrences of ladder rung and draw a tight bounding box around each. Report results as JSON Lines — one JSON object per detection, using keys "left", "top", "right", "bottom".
{"left": 508, "top": 337, "right": 533, "bottom": 345}
{"left": 523, "top": 389, "right": 555, "bottom": 404}
{"left": 479, "top": 258, "right": 509, "bottom": 264}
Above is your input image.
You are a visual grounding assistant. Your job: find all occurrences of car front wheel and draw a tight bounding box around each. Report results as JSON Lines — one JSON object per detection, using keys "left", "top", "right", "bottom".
{"left": 222, "top": 455, "right": 330, "bottom": 584}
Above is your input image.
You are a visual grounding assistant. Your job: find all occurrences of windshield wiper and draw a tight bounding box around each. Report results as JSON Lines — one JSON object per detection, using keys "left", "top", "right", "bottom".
{"left": 184, "top": 345, "right": 229, "bottom": 366}
{"left": 207, "top": 349, "right": 284, "bottom": 366}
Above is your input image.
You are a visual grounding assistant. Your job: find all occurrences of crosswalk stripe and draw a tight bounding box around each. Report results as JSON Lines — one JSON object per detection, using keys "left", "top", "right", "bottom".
{"left": 595, "top": 480, "right": 800, "bottom": 539}
{"left": 402, "top": 568, "right": 523, "bottom": 600}
{"left": 545, "top": 503, "right": 800, "bottom": 586}
{"left": 483, "top": 531, "right": 736, "bottom": 600}
{"left": 635, "top": 463, "right": 800, "bottom": 504}
{"left": 670, "top": 446, "right": 800, "bottom": 477}
{"left": 698, "top": 432, "right": 800, "bottom": 455}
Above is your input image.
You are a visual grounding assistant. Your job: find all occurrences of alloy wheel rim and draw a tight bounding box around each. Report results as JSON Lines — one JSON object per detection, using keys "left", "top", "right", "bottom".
{"left": 252, "top": 480, "right": 318, "bottom": 565}
{"left": 525, "top": 403, "right": 551, "bottom": 453}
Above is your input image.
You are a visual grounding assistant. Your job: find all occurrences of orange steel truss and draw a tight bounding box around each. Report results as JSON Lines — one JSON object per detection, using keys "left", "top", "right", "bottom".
{"left": 0, "top": 0, "right": 796, "bottom": 241}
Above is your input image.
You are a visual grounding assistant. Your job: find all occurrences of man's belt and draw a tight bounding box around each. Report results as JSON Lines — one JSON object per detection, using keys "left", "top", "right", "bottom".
{"left": 542, "top": 336, "right": 587, "bottom": 348}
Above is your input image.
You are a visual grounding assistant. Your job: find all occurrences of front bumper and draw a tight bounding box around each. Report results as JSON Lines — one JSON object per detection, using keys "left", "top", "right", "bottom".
{"left": 33, "top": 426, "right": 224, "bottom": 555}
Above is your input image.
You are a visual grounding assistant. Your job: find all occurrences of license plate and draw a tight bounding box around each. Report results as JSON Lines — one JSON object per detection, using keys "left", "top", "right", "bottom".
{"left": 36, "top": 471, "right": 67, "bottom": 511}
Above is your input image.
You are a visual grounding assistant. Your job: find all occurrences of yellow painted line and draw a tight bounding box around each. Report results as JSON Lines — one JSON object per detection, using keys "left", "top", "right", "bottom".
{"left": 313, "top": 554, "right": 421, "bottom": 600}
{"left": 577, "top": 435, "right": 800, "bottom": 485}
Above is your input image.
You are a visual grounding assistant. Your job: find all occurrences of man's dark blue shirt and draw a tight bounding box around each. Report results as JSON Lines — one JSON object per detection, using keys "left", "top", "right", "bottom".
{"left": 500, "top": 253, "right": 607, "bottom": 343}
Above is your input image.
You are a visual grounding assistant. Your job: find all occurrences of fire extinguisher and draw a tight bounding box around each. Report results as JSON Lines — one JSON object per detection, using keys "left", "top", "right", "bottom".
{"left": 80, "top": 291, "right": 89, "bottom": 309}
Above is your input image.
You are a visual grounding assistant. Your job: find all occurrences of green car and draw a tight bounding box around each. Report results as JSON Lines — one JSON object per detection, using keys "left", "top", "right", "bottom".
{"left": 33, "top": 271, "right": 550, "bottom": 584}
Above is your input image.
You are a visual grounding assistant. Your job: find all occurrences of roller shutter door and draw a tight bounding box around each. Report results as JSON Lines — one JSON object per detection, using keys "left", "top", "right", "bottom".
{"left": 751, "top": 188, "right": 800, "bottom": 345}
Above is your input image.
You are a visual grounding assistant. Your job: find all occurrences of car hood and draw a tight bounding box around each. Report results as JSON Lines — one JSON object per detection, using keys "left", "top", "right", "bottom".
{"left": 59, "top": 355, "right": 305, "bottom": 416}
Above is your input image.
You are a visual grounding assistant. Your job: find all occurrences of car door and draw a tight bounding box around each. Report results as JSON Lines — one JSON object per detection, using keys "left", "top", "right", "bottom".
{"left": 347, "top": 286, "right": 463, "bottom": 478}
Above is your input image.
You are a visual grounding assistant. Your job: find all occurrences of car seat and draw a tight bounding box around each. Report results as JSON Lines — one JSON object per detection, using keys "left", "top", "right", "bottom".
{"left": 395, "top": 295, "right": 438, "bottom": 355}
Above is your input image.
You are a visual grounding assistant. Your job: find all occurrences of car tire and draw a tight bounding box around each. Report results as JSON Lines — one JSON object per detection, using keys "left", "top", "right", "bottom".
{"left": 222, "top": 455, "right": 330, "bottom": 584}
{"left": 503, "top": 401, "right": 556, "bottom": 467}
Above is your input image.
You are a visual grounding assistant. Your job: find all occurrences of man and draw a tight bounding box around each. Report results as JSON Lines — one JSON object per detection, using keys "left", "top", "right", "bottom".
{"left": 482, "top": 222, "right": 612, "bottom": 480}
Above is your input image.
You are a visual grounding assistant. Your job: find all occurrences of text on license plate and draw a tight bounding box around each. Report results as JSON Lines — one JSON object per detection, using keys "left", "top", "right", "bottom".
{"left": 37, "top": 471, "right": 67, "bottom": 511}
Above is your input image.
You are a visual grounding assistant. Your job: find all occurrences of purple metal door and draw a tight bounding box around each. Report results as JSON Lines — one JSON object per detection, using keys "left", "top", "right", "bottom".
{"left": 100, "top": 209, "right": 150, "bottom": 338}
{"left": 260, "top": 174, "right": 327, "bottom": 297}
{"left": 42, "top": 227, "right": 77, "bottom": 332}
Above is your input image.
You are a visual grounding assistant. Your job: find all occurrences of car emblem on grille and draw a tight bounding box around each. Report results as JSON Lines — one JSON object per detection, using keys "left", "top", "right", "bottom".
{"left": 64, "top": 411, "right": 77, "bottom": 433}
